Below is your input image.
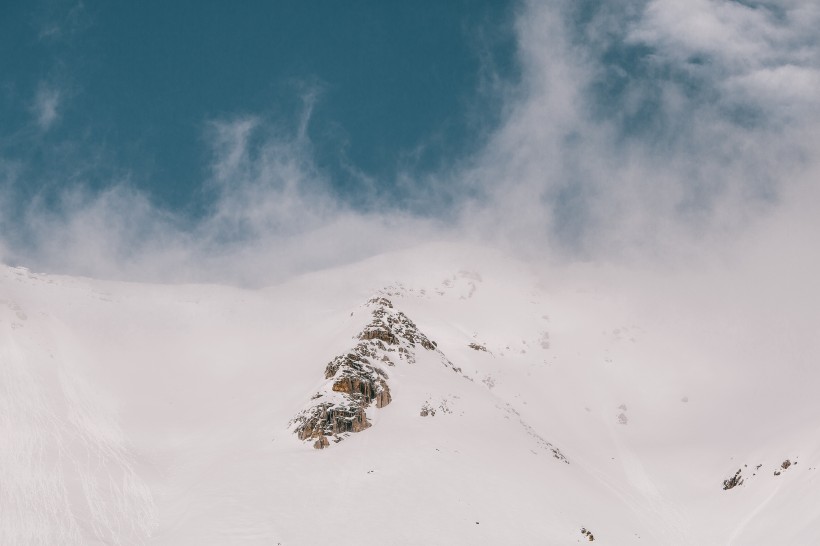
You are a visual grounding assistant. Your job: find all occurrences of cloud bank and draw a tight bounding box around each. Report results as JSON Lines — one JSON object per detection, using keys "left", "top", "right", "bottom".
{"left": 1, "top": 0, "right": 818, "bottom": 285}
{"left": 457, "top": 0, "right": 819, "bottom": 263}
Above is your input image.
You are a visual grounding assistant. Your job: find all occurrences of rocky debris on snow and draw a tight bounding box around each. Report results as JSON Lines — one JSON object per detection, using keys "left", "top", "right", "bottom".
{"left": 468, "top": 342, "right": 488, "bottom": 352}
{"left": 291, "top": 296, "right": 454, "bottom": 448}
{"left": 723, "top": 468, "right": 744, "bottom": 490}
{"left": 482, "top": 375, "right": 496, "bottom": 389}
{"left": 723, "top": 459, "right": 797, "bottom": 483}
{"left": 581, "top": 527, "right": 595, "bottom": 541}
{"left": 420, "top": 397, "right": 455, "bottom": 417}
{"left": 616, "top": 404, "right": 628, "bottom": 425}
{"left": 774, "top": 459, "right": 794, "bottom": 476}
{"left": 499, "top": 403, "right": 568, "bottom": 463}
{"left": 539, "top": 331, "right": 550, "bottom": 349}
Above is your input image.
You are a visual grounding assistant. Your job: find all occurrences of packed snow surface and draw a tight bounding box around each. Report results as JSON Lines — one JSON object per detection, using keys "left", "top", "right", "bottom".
{"left": 1, "top": 243, "right": 818, "bottom": 545}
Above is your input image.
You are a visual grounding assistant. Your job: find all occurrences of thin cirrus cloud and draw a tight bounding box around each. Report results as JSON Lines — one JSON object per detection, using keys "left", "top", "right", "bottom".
{"left": 32, "top": 86, "right": 61, "bottom": 131}
{"left": 1, "top": 0, "right": 818, "bottom": 285}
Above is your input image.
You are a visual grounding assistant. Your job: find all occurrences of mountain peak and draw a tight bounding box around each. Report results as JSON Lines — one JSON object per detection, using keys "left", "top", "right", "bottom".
{"left": 290, "top": 296, "right": 456, "bottom": 448}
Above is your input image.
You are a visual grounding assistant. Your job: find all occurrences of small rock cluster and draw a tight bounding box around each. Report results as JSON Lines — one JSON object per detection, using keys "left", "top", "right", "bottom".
{"left": 420, "top": 398, "right": 454, "bottom": 417}
{"left": 723, "top": 458, "right": 797, "bottom": 487}
{"left": 723, "top": 469, "right": 744, "bottom": 490}
{"left": 774, "top": 459, "right": 793, "bottom": 476}
{"left": 580, "top": 527, "right": 595, "bottom": 541}
{"left": 616, "top": 404, "right": 628, "bottom": 425}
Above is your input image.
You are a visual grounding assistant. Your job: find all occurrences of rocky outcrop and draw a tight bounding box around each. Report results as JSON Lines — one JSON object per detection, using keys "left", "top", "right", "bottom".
{"left": 359, "top": 297, "right": 439, "bottom": 357}
{"left": 290, "top": 296, "right": 450, "bottom": 448}
{"left": 774, "top": 459, "right": 793, "bottom": 476}
{"left": 723, "top": 468, "right": 744, "bottom": 490}
{"left": 498, "top": 402, "right": 568, "bottom": 463}
{"left": 296, "top": 402, "right": 371, "bottom": 441}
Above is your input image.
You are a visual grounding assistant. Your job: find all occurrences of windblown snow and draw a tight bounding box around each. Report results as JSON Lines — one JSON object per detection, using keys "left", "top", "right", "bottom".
{"left": 1, "top": 243, "right": 819, "bottom": 545}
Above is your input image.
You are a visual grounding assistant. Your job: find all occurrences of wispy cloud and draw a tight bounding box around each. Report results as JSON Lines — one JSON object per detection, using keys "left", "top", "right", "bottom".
{"left": 32, "top": 85, "right": 61, "bottom": 130}
{"left": 0, "top": 103, "right": 441, "bottom": 285}
{"left": 451, "top": 0, "right": 820, "bottom": 264}
{"left": 37, "top": 0, "right": 90, "bottom": 42}
{"left": 2, "top": 0, "right": 818, "bottom": 286}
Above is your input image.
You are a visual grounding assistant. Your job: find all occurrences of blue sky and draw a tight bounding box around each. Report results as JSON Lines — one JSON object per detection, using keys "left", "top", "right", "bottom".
{"left": 1, "top": 0, "right": 517, "bottom": 215}
{"left": 1, "top": 0, "right": 818, "bottom": 283}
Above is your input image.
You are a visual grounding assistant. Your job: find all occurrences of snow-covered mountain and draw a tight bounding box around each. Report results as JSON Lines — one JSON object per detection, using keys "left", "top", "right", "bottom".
{"left": 2, "top": 242, "right": 819, "bottom": 545}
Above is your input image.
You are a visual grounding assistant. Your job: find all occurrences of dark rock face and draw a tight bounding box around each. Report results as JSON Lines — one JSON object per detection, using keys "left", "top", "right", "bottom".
{"left": 290, "top": 296, "right": 445, "bottom": 448}
{"left": 297, "top": 403, "right": 371, "bottom": 441}
{"left": 723, "top": 469, "right": 744, "bottom": 490}
{"left": 774, "top": 459, "right": 793, "bottom": 476}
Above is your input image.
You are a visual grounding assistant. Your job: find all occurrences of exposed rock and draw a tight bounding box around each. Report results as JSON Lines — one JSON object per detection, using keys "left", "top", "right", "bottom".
{"left": 374, "top": 381, "right": 392, "bottom": 408}
{"left": 420, "top": 398, "right": 455, "bottom": 417}
{"left": 581, "top": 527, "right": 595, "bottom": 541}
{"left": 359, "top": 298, "right": 440, "bottom": 358}
{"left": 499, "top": 402, "right": 568, "bottom": 463}
{"left": 296, "top": 402, "right": 370, "bottom": 441}
{"left": 359, "top": 327, "right": 397, "bottom": 345}
{"left": 368, "top": 296, "right": 393, "bottom": 309}
{"left": 420, "top": 403, "right": 435, "bottom": 417}
{"left": 781, "top": 459, "right": 792, "bottom": 470}
{"left": 723, "top": 468, "right": 744, "bottom": 490}
{"left": 468, "top": 342, "right": 487, "bottom": 352}
{"left": 291, "top": 296, "right": 452, "bottom": 448}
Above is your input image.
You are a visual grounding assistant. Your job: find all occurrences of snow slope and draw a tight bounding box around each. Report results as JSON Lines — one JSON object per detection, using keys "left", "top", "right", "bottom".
{"left": 2, "top": 242, "right": 819, "bottom": 545}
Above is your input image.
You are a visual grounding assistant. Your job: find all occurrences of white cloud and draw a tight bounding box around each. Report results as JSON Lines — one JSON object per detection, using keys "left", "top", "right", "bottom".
{"left": 2, "top": 0, "right": 819, "bottom": 287}
{"left": 32, "top": 86, "right": 61, "bottom": 130}
{"left": 1, "top": 110, "right": 442, "bottom": 285}
{"left": 449, "top": 0, "right": 820, "bottom": 266}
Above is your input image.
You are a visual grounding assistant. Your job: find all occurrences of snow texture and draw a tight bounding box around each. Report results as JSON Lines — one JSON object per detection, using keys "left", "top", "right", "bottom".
{"left": 1, "top": 242, "right": 819, "bottom": 545}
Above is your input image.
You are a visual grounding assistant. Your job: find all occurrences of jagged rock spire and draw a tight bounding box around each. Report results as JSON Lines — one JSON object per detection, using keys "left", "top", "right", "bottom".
{"left": 289, "top": 296, "right": 450, "bottom": 448}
